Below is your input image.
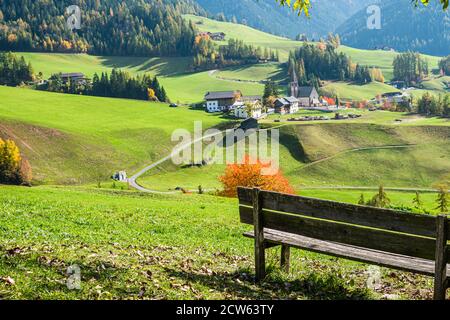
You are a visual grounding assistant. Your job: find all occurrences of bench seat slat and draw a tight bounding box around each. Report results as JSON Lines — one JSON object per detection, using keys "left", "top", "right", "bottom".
{"left": 238, "top": 188, "right": 438, "bottom": 238}
{"left": 240, "top": 206, "right": 436, "bottom": 260}
{"left": 243, "top": 229, "right": 450, "bottom": 278}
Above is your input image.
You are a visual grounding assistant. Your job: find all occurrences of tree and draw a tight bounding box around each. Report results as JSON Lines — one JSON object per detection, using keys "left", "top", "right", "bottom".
{"left": 219, "top": 154, "right": 295, "bottom": 197}
{"left": 439, "top": 55, "right": 450, "bottom": 75}
{"left": 435, "top": 185, "right": 448, "bottom": 213}
{"left": 412, "top": 191, "right": 423, "bottom": 209}
{"left": 358, "top": 193, "right": 365, "bottom": 205}
{"left": 0, "top": 138, "right": 31, "bottom": 185}
{"left": 367, "top": 186, "right": 391, "bottom": 208}
{"left": 147, "top": 88, "right": 157, "bottom": 101}
{"left": 275, "top": 0, "right": 448, "bottom": 15}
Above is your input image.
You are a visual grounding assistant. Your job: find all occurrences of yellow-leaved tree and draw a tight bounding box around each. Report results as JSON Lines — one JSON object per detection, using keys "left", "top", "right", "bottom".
{"left": 0, "top": 138, "right": 32, "bottom": 185}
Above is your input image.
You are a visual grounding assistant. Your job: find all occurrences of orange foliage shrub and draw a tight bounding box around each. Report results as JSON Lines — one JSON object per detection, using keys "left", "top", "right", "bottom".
{"left": 219, "top": 155, "right": 295, "bottom": 197}
{"left": 322, "top": 97, "right": 335, "bottom": 105}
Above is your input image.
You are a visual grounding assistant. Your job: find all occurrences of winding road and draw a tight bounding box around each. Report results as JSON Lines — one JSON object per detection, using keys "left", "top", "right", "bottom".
{"left": 128, "top": 130, "right": 225, "bottom": 194}
{"left": 128, "top": 133, "right": 443, "bottom": 194}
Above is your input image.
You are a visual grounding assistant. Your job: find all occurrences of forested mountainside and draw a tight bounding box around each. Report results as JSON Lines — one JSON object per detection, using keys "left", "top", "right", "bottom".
{"left": 194, "top": 0, "right": 374, "bottom": 39}
{"left": 337, "top": 0, "right": 450, "bottom": 56}
{"left": 0, "top": 0, "right": 205, "bottom": 56}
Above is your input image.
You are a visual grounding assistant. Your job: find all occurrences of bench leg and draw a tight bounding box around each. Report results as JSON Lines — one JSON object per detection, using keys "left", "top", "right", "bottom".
{"left": 433, "top": 215, "right": 448, "bottom": 300}
{"left": 433, "top": 278, "right": 447, "bottom": 300}
{"left": 280, "top": 244, "right": 290, "bottom": 273}
{"left": 255, "top": 241, "right": 266, "bottom": 282}
{"left": 253, "top": 188, "right": 265, "bottom": 282}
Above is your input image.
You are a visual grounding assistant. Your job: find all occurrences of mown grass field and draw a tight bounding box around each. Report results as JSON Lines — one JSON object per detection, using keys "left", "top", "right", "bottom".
{"left": 18, "top": 52, "right": 264, "bottom": 104}
{"left": 184, "top": 15, "right": 442, "bottom": 81}
{"left": 321, "top": 81, "right": 400, "bottom": 100}
{"left": 138, "top": 119, "right": 450, "bottom": 193}
{"left": 338, "top": 46, "right": 441, "bottom": 81}
{"left": 0, "top": 185, "right": 441, "bottom": 300}
{"left": 215, "top": 63, "right": 288, "bottom": 83}
{"left": 0, "top": 86, "right": 228, "bottom": 184}
{"left": 15, "top": 15, "right": 442, "bottom": 104}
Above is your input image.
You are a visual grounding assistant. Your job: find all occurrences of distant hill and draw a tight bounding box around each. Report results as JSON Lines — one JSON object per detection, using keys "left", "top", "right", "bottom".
{"left": 337, "top": 0, "right": 450, "bottom": 56}
{"left": 194, "top": 0, "right": 373, "bottom": 40}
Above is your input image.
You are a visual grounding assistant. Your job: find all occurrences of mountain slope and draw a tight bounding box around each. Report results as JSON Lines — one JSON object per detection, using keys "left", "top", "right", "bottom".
{"left": 0, "top": 0, "right": 203, "bottom": 56}
{"left": 337, "top": 0, "right": 450, "bottom": 56}
{"left": 195, "top": 0, "right": 374, "bottom": 39}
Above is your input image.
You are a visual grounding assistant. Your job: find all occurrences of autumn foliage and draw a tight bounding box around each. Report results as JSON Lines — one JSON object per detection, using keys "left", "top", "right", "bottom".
{"left": 219, "top": 155, "right": 295, "bottom": 197}
{"left": 0, "top": 138, "right": 32, "bottom": 185}
{"left": 322, "top": 97, "right": 335, "bottom": 106}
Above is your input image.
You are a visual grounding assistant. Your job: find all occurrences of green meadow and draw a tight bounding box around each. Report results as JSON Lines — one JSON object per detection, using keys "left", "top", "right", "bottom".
{"left": 0, "top": 86, "right": 227, "bottom": 183}
{"left": 0, "top": 185, "right": 442, "bottom": 300}
{"left": 138, "top": 119, "right": 450, "bottom": 193}
{"left": 0, "top": 14, "right": 448, "bottom": 301}
{"left": 15, "top": 15, "right": 443, "bottom": 104}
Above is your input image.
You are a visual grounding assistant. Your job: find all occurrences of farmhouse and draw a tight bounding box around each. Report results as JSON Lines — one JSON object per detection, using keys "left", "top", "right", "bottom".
{"left": 234, "top": 100, "right": 263, "bottom": 119}
{"left": 381, "top": 92, "right": 411, "bottom": 104}
{"left": 205, "top": 91, "right": 242, "bottom": 112}
{"left": 209, "top": 32, "right": 226, "bottom": 41}
{"left": 196, "top": 32, "right": 226, "bottom": 41}
{"left": 274, "top": 96, "right": 299, "bottom": 114}
{"left": 60, "top": 73, "right": 88, "bottom": 85}
{"left": 297, "top": 86, "right": 320, "bottom": 107}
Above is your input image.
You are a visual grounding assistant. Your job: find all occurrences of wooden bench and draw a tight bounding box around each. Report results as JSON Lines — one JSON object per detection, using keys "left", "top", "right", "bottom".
{"left": 238, "top": 187, "right": 450, "bottom": 300}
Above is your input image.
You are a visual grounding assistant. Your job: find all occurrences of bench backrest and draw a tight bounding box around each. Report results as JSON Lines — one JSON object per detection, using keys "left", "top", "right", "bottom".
{"left": 238, "top": 187, "right": 450, "bottom": 262}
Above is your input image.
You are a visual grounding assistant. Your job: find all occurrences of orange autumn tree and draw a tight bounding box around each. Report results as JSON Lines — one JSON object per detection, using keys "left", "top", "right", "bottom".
{"left": 219, "top": 155, "right": 295, "bottom": 197}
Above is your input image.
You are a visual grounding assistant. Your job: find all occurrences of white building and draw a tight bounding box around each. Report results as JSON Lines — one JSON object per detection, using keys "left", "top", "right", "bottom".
{"left": 234, "top": 101, "right": 263, "bottom": 119}
{"left": 204, "top": 91, "right": 241, "bottom": 113}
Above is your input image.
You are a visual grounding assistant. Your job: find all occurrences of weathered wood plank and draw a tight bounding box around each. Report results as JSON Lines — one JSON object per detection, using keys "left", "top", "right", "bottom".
{"left": 281, "top": 244, "right": 290, "bottom": 273}
{"left": 238, "top": 187, "right": 436, "bottom": 237}
{"left": 434, "top": 215, "right": 448, "bottom": 300}
{"left": 240, "top": 205, "right": 436, "bottom": 260}
{"left": 244, "top": 230, "right": 450, "bottom": 277}
{"left": 265, "top": 210, "right": 435, "bottom": 260}
{"left": 253, "top": 188, "right": 265, "bottom": 282}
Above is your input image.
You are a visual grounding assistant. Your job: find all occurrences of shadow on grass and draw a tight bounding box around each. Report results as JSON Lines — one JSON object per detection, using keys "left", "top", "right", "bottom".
{"left": 163, "top": 266, "right": 372, "bottom": 300}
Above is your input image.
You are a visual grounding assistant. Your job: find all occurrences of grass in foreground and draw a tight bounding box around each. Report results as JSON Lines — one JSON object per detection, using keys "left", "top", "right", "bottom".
{"left": 0, "top": 185, "right": 438, "bottom": 300}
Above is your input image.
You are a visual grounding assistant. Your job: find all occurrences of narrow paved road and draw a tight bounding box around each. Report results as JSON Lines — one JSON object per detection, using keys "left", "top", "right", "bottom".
{"left": 128, "top": 130, "right": 225, "bottom": 194}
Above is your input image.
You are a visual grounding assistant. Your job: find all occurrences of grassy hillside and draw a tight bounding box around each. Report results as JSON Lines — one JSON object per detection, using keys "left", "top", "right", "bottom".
{"left": 183, "top": 14, "right": 442, "bottom": 81}
{"left": 138, "top": 121, "right": 450, "bottom": 192}
{"left": 15, "top": 15, "right": 443, "bottom": 104}
{"left": 0, "top": 86, "right": 227, "bottom": 184}
{"left": 18, "top": 52, "right": 264, "bottom": 104}
{"left": 184, "top": 14, "right": 302, "bottom": 61}
{"left": 0, "top": 185, "right": 441, "bottom": 299}
{"left": 321, "top": 81, "right": 399, "bottom": 100}
{"left": 339, "top": 46, "right": 441, "bottom": 81}
{"left": 420, "top": 76, "right": 450, "bottom": 91}
{"left": 214, "top": 63, "right": 288, "bottom": 83}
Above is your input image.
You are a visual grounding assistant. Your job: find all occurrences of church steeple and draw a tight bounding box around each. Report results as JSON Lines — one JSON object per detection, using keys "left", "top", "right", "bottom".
{"left": 290, "top": 70, "right": 299, "bottom": 97}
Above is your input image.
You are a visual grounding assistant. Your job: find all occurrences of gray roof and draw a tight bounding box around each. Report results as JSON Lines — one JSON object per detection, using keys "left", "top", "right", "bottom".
{"left": 284, "top": 96, "right": 299, "bottom": 103}
{"left": 275, "top": 98, "right": 289, "bottom": 106}
{"left": 60, "top": 73, "right": 85, "bottom": 78}
{"left": 205, "top": 91, "right": 237, "bottom": 100}
{"left": 298, "top": 86, "right": 315, "bottom": 98}
{"left": 241, "top": 95, "right": 262, "bottom": 102}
